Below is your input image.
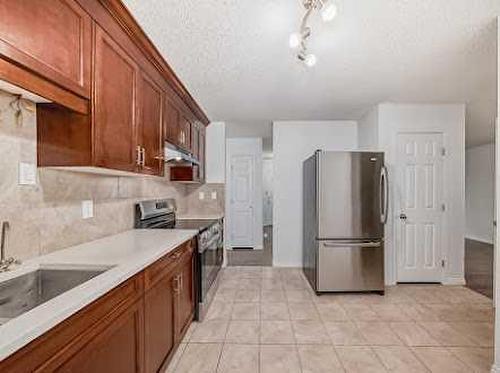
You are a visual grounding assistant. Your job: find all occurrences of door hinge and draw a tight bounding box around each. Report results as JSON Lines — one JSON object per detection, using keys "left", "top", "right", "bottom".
{"left": 441, "top": 147, "right": 446, "bottom": 156}
{"left": 441, "top": 259, "right": 446, "bottom": 268}
{"left": 441, "top": 203, "right": 446, "bottom": 212}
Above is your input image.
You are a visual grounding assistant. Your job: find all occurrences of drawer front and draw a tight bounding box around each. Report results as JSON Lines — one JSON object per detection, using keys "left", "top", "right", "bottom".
{"left": 145, "top": 240, "right": 193, "bottom": 291}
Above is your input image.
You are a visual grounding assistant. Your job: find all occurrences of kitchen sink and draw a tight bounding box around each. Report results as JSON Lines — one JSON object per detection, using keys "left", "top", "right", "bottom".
{"left": 0, "top": 267, "right": 110, "bottom": 323}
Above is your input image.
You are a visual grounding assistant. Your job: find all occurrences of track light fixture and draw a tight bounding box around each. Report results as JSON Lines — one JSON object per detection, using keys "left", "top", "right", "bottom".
{"left": 289, "top": 0, "right": 338, "bottom": 67}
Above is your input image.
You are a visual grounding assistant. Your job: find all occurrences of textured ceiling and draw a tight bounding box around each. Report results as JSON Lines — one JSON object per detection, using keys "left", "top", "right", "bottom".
{"left": 122, "top": 0, "right": 499, "bottom": 147}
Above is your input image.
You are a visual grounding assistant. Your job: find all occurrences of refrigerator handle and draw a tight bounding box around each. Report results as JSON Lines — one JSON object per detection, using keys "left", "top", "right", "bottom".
{"left": 380, "top": 166, "right": 389, "bottom": 224}
{"left": 323, "top": 241, "right": 381, "bottom": 248}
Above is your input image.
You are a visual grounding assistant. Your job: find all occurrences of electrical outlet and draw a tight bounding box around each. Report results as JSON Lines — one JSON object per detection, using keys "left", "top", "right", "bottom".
{"left": 199, "top": 192, "right": 205, "bottom": 200}
{"left": 211, "top": 191, "right": 217, "bottom": 200}
{"left": 81, "top": 200, "right": 94, "bottom": 219}
{"left": 18, "top": 162, "right": 37, "bottom": 185}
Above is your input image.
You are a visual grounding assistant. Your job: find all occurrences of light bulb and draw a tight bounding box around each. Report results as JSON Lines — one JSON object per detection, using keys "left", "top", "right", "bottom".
{"left": 289, "top": 32, "right": 301, "bottom": 49}
{"left": 321, "top": 2, "right": 337, "bottom": 22}
{"left": 304, "top": 54, "right": 317, "bottom": 67}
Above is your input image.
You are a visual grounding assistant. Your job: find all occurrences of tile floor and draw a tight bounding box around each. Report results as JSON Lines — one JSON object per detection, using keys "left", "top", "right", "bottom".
{"left": 166, "top": 267, "right": 494, "bottom": 372}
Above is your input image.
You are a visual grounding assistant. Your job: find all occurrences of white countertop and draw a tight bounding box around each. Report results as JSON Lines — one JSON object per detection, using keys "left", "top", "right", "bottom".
{"left": 176, "top": 213, "right": 224, "bottom": 220}
{"left": 0, "top": 229, "right": 197, "bottom": 361}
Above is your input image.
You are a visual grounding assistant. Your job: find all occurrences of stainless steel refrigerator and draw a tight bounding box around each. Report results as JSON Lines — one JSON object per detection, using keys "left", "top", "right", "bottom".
{"left": 303, "top": 150, "right": 388, "bottom": 294}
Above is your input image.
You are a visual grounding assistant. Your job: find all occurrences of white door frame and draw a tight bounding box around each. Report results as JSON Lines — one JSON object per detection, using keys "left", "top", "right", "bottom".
{"left": 393, "top": 131, "right": 446, "bottom": 283}
{"left": 225, "top": 138, "right": 263, "bottom": 251}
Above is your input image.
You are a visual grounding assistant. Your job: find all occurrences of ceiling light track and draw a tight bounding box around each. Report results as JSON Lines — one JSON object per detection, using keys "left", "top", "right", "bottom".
{"left": 289, "top": 0, "right": 337, "bottom": 67}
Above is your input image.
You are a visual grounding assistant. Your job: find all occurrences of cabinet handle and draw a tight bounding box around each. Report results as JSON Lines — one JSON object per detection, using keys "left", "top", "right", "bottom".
{"left": 136, "top": 145, "right": 142, "bottom": 166}
{"left": 173, "top": 275, "right": 180, "bottom": 293}
{"left": 141, "top": 147, "right": 146, "bottom": 167}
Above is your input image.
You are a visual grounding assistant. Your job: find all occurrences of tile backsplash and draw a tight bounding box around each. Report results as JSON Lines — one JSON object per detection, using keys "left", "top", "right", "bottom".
{"left": 0, "top": 90, "right": 191, "bottom": 260}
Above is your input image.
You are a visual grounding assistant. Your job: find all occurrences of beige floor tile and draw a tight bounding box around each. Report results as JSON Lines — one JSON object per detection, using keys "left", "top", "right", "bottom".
{"left": 214, "top": 289, "right": 237, "bottom": 303}
{"left": 233, "top": 289, "right": 260, "bottom": 303}
{"left": 260, "top": 345, "right": 302, "bottom": 373}
{"left": 217, "top": 344, "right": 259, "bottom": 373}
{"left": 336, "top": 346, "right": 387, "bottom": 372}
{"left": 419, "top": 322, "right": 475, "bottom": 347}
{"left": 448, "top": 322, "right": 494, "bottom": 347}
{"left": 218, "top": 279, "right": 240, "bottom": 291}
{"left": 356, "top": 322, "right": 403, "bottom": 346}
{"left": 343, "top": 304, "right": 379, "bottom": 321}
{"left": 288, "top": 302, "right": 320, "bottom": 320}
{"left": 225, "top": 320, "right": 260, "bottom": 344}
{"left": 282, "top": 279, "right": 308, "bottom": 290}
{"left": 260, "top": 302, "right": 289, "bottom": 320}
{"left": 324, "top": 321, "right": 367, "bottom": 346}
{"left": 373, "top": 346, "right": 427, "bottom": 372}
{"left": 317, "top": 303, "right": 349, "bottom": 321}
{"left": 371, "top": 304, "right": 412, "bottom": 322}
{"left": 182, "top": 322, "right": 198, "bottom": 343}
{"left": 164, "top": 343, "right": 187, "bottom": 373}
{"left": 312, "top": 293, "right": 342, "bottom": 305}
{"left": 238, "top": 278, "right": 261, "bottom": 290}
{"left": 190, "top": 320, "right": 228, "bottom": 343}
{"left": 174, "top": 343, "right": 222, "bottom": 373}
{"left": 448, "top": 347, "right": 493, "bottom": 373}
{"left": 292, "top": 320, "right": 331, "bottom": 344}
{"left": 412, "top": 347, "right": 470, "bottom": 372}
{"left": 426, "top": 304, "right": 470, "bottom": 322}
{"left": 205, "top": 301, "right": 233, "bottom": 321}
{"left": 260, "top": 320, "right": 295, "bottom": 344}
{"left": 398, "top": 303, "right": 440, "bottom": 321}
{"left": 261, "top": 278, "right": 284, "bottom": 290}
{"left": 261, "top": 289, "right": 286, "bottom": 303}
{"left": 285, "top": 289, "right": 312, "bottom": 302}
{"left": 389, "top": 322, "right": 440, "bottom": 347}
{"left": 297, "top": 344, "right": 344, "bottom": 373}
{"left": 231, "top": 302, "right": 260, "bottom": 320}
{"left": 465, "top": 304, "right": 494, "bottom": 323}
{"left": 407, "top": 288, "right": 443, "bottom": 304}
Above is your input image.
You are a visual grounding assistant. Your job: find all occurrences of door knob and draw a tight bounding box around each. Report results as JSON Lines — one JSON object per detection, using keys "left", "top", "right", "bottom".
{"left": 399, "top": 213, "right": 407, "bottom": 220}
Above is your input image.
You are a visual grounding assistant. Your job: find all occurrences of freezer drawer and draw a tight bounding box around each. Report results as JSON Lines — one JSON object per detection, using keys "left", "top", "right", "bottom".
{"left": 317, "top": 240, "right": 384, "bottom": 292}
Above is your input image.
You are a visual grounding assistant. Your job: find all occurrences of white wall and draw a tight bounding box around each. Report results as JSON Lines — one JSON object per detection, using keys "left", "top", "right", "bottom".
{"left": 465, "top": 143, "right": 495, "bottom": 244}
{"left": 263, "top": 156, "right": 273, "bottom": 226}
{"left": 225, "top": 138, "right": 263, "bottom": 250}
{"left": 272, "top": 121, "right": 358, "bottom": 267}
{"left": 358, "top": 106, "right": 380, "bottom": 150}
{"left": 206, "top": 122, "right": 226, "bottom": 183}
{"left": 376, "top": 103, "right": 466, "bottom": 285}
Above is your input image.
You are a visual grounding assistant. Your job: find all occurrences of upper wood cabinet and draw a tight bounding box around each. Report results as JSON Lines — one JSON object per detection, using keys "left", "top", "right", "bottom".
{"left": 164, "top": 99, "right": 180, "bottom": 146}
{"left": 93, "top": 25, "right": 139, "bottom": 173}
{"left": 0, "top": 0, "right": 91, "bottom": 99}
{"left": 138, "top": 72, "right": 163, "bottom": 176}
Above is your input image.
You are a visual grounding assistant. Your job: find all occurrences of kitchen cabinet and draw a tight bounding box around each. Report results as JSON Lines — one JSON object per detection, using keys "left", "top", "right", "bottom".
{"left": 191, "top": 122, "right": 200, "bottom": 161}
{"left": 199, "top": 125, "right": 206, "bottom": 182}
{"left": 144, "top": 272, "right": 175, "bottom": 373}
{"left": 175, "top": 247, "right": 195, "bottom": 341}
{"left": 0, "top": 239, "right": 196, "bottom": 373}
{"left": 2, "top": 0, "right": 209, "bottom": 177}
{"left": 93, "top": 25, "right": 139, "bottom": 173}
{"left": 0, "top": 0, "right": 91, "bottom": 112}
{"left": 137, "top": 72, "right": 164, "bottom": 176}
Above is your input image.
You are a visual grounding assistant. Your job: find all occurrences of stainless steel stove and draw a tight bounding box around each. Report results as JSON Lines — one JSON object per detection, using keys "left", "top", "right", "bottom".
{"left": 135, "top": 199, "right": 223, "bottom": 320}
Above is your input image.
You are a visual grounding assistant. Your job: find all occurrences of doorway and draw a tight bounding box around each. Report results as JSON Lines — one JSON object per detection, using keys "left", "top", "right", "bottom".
{"left": 395, "top": 132, "right": 445, "bottom": 283}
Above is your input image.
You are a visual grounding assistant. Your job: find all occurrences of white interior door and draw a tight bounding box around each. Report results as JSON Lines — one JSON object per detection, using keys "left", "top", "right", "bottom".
{"left": 396, "top": 132, "right": 445, "bottom": 282}
{"left": 229, "top": 154, "right": 255, "bottom": 247}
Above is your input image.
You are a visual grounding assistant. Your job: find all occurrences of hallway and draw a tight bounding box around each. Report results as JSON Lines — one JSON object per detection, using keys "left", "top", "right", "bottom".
{"left": 226, "top": 226, "right": 273, "bottom": 267}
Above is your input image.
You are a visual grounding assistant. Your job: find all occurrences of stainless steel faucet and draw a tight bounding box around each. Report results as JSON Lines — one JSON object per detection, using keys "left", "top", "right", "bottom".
{"left": 0, "top": 221, "right": 20, "bottom": 272}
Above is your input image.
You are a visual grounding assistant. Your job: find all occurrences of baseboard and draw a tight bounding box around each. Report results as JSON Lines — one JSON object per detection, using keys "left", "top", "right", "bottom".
{"left": 465, "top": 236, "right": 494, "bottom": 245}
{"left": 442, "top": 276, "right": 466, "bottom": 286}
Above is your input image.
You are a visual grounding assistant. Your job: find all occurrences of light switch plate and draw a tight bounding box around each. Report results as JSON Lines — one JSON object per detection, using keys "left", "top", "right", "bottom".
{"left": 81, "top": 200, "right": 94, "bottom": 219}
{"left": 18, "top": 162, "right": 37, "bottom": 185}
{"left": 211, "top": 191, "right": 217, "bottom": 200}
{"left": 199, "top": 192, "right": 205, "bottom": 200}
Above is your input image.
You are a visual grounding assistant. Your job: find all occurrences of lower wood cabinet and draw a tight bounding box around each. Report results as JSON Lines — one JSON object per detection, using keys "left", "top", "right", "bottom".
{"left": 0, "top": 239, "right": 196, "bottom": 373}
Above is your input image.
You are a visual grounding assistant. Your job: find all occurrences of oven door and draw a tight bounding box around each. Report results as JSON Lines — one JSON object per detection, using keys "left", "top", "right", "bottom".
{"left": 199, "top": 234, "right": 222, "bottom": 305}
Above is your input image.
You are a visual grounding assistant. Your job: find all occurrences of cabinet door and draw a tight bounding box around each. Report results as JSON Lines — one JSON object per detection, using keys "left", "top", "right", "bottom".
{"left": 176, "top": 249, "right": 195, "bottom": 341}
{"left": 164, "top": 99, "right": 180, "bottom": 147}
{"left": 199, "top": 125, "right": 206, "bottom": 182}
{"left": 179, "top": 115, "right": 192, "bottom": 152}
{"left": 57, "top": 299, "right": 144, "bottom": 373}
{"left": 144, "top": 273, "right": 175, "bottom": 373}
{"left": 138, "top": 73, "right": 163, "bottom": 176}
{"left": 94, "top": 26, "right": 139, "bottom": 172}
{"left": 191, "top": 122, "right": 200, "bottom": 161}
{"left": 0, "top": 0, "right": 91, "bottom": 97}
